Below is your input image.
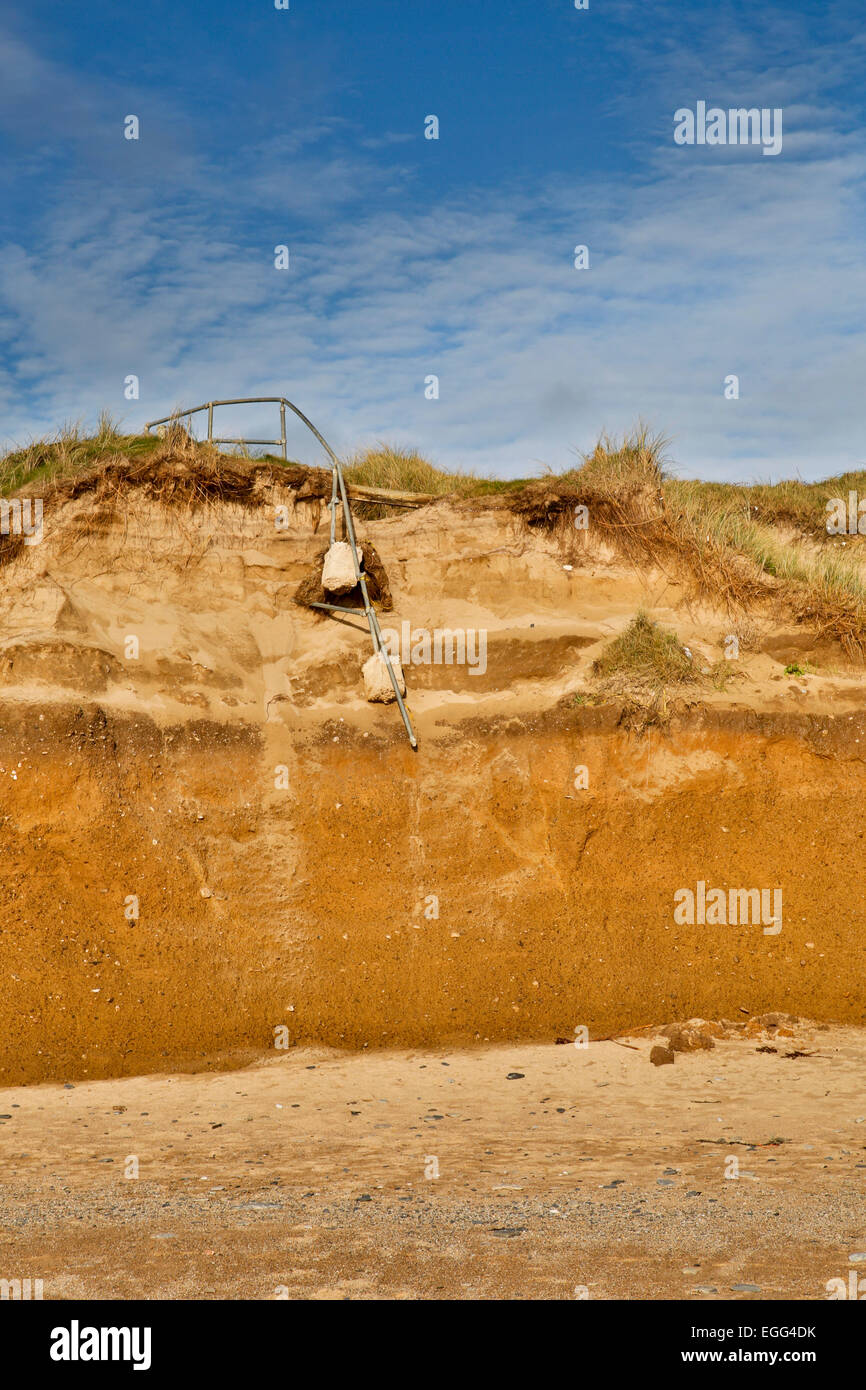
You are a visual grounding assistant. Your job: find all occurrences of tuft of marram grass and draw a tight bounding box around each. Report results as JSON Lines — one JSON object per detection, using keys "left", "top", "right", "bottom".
{"left": 665, "top": 481, "right": 866, "bottom": 652}
{"left": 593, "top": 611, "right": 697, "bottom": 690}
{"left": 665, "top": 471, "right": 866, "bottom": 537}
{"left": 342, "top": 443, "right": 478, "bottom": 496}
{"left": 559, "top": 425, "right": 669, "bottom": 490}
{"left": 0, "top": 412, "right": 161, "bottom": 497}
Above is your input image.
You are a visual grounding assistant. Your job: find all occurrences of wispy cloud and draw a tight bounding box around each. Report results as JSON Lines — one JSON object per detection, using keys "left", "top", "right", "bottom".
{"left": 1, "top": 10, "right": 865, "bottom": 481}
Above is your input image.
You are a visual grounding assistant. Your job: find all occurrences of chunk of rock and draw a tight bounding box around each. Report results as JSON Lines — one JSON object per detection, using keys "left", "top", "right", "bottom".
{"left": 664, "top": 1023, "right": 715, "bottom": 1052}
{"left": 650, "top": 1045, "right": 675, "bottom": 1066}
{"left": 322, "top": 541, "right": 361, "bottom": 595}
{"left": 689, "top": 1017, "right": 728, "bottom": 1039}
{"left": 363, "top": 650, "right": 406, "bottom": 703}
{"left": 747, "top": 1012, "right": 799, "bottom": 1037}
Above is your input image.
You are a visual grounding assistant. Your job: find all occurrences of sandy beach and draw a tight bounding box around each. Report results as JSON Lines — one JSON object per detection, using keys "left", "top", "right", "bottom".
{"left": 2, "top": 1022, "right": 864, "bottom": 1300}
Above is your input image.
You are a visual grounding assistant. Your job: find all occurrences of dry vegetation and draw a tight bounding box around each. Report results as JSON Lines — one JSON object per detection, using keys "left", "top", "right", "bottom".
{"left": 342, "top": 443, "right": 476, "bottom": 497}
{"left": 0, "top": 417, "right": 337, "bottom": 513}
{"left": 511, "top": 428, "right": 866, "bottom": 658}
{"left": 592, "top": 611, "right": 696, "bottom": 691}
{"left": 2, "top": 416, "right": 866, "bottom": 655}
{"left": 0, "top": 412, "right": 160, "bottom": 495}
{"left": 586, "top": 610, "right": 714, "bottom": 728}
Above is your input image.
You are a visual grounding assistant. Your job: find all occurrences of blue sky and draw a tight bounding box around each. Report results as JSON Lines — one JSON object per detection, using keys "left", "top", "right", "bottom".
{"left": 0, "top": 0, "right": 864, "bottom": 479}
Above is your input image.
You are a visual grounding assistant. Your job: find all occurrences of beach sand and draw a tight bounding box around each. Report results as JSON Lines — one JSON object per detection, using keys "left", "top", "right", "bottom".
{"left": 2, "top": 1023, "right": 864, "bottom": 1300}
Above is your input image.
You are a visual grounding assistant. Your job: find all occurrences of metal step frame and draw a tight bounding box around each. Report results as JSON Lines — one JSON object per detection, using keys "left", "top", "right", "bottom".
{"left": 144, "top": 397, "right": 418, "bottom": 749}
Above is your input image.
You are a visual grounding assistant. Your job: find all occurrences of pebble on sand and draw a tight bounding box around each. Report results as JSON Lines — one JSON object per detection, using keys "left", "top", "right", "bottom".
{"left": 650, "top": 1046, "right": 675, "bottom": 1066}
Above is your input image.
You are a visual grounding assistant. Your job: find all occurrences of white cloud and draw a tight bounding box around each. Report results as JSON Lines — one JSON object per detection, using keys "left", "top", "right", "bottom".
{"left": 1, "top": 18, "right": 865, "bottom": 481}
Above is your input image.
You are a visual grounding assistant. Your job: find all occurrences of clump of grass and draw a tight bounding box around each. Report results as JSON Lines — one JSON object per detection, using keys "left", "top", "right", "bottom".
{"left": 665, "top": 482, "right": 866, "bottom": 654}
{"left": 0, "top": 412, "right": 161, "bottom": 497}
{"left": 592, "top": 611, "right": 697, "bottom": 691}
{"left": 343, "top": 443, "right": 477, "bottom": 496}
{"left": 666, "top": 471, "right": 866, "bottom": 538}
{"left": 707, "top": 658, "right": 744, "bottom": 692}
{"left": 723, "top": 619, "right": 759, "bottom": 653}
{"left": 510, "top": 427, "right": 685, "bottom": 581}
{"left": 565, "top": 424, "right": 669, "bottom": 490}
{"left": 343, "top": 443, "right": 484, "bottom": 518}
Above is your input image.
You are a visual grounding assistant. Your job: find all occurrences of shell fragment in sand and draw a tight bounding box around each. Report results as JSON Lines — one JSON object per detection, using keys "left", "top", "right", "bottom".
{"left": 363, "top": 650, "right": 406, "bottom": 703}
{"left": 322, "top": 541, "right": 361, "bottom": 595}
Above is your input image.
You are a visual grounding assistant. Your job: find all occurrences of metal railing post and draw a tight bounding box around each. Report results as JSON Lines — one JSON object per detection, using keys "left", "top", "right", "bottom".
{"left": 335, "top": 462, "right": 417, "bottom": 749}
{"left": 142, "top": 395, "right": 419, "bottom": 747}
{"left": 329, "top": 465, "right": 338, "bottom": 546}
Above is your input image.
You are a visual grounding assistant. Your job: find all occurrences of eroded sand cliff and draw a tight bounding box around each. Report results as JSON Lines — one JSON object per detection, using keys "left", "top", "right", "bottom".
{"left": 1, "top": 458, "right": 864, "bottom": 1084}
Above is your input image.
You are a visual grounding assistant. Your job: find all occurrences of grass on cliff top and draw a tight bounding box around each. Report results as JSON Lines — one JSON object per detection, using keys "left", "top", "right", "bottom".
{"left": 6, "top": 415, "right": 864, "bottom": 530}
{"left": 0, "top": 413, "right": 162, "bottom": 496}
{"left": 0, "top": 425, "right": 493, "bottom": 499}
{"left": 343, "top": 434, "right": 866, "bottom": 538}
{"left": 342, "top": 443, "right": 479, "bottom": 495}
{"left": 557, "top": 426, "right": 669, "bottom": 491}
{"left": 2, "top": 415, "right": 866, "bottom": 651}
{"left": 534, "top": 428, "right": 866, "bottom": 656}
{"left": 592, "top": 612, "right": 697, "bottom": 691}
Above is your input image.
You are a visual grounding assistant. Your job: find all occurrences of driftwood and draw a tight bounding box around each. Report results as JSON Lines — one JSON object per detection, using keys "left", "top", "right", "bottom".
{"left": 345, "top": 483, "right": 436, "bottom": 509}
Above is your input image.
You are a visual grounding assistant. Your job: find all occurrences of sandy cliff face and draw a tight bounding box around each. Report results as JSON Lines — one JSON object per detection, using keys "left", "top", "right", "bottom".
{"left": 1, "top": 463, "right": 864, "bottom": 1083}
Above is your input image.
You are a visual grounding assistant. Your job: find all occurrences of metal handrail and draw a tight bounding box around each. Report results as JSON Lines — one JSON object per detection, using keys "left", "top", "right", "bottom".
{"left": 144, "top": 396, "right": 340, "bottom": 463}
{"left": 143, "top": 396, "right": 418, "bottom": 749}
